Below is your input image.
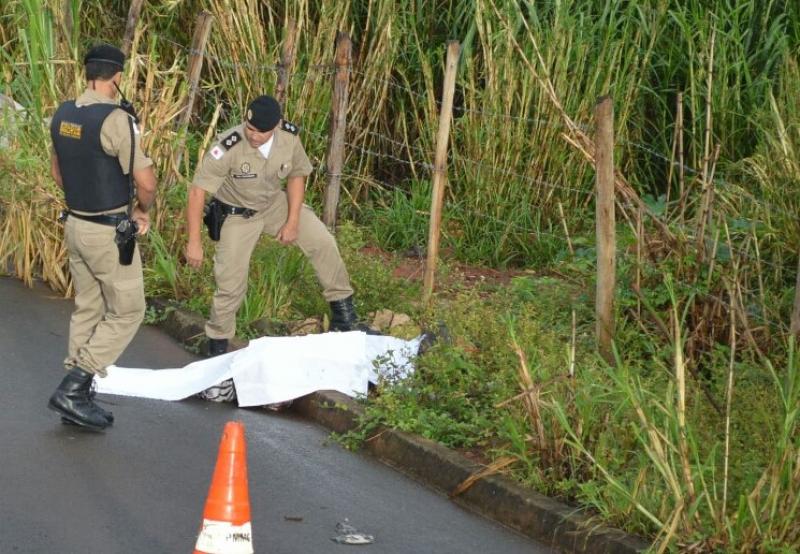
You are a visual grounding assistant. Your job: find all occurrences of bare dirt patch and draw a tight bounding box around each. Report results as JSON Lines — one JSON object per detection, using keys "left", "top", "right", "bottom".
{"left": 359, "top": 246, "right": 524, "bottom": 289}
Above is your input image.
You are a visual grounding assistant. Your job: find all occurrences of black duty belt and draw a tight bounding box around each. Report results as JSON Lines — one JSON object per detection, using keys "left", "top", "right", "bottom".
{"left": 214, "top": 199, "right": 257, "bottom": 218}
{"left": 64, "top": 211, "right": 128, "bottom": 226}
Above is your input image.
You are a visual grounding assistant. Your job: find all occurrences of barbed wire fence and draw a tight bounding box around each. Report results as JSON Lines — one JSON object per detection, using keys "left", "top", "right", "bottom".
{"left": 104, "top": 7, "right": 796, "bottom": 341}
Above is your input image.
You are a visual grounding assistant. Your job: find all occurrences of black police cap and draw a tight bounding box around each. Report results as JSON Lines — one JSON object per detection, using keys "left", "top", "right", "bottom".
{"left": 246, "top": 95, "right": 282, "bottom": 132}
{"left": 84, "top": 44, "right": 125, "bottom": 69}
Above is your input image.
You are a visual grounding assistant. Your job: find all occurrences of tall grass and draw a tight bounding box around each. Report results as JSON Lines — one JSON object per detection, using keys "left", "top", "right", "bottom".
{"left": 239, "top": 245, "right": 307, "bottom": 325}
{"left": 491, "top": 275, "right": 800, "bottom": 550}
{"left": 2, "top": 0, "right": 800, "bottom": 548}
{"left": 4, "top": 0, "right": 796, "bottom": 272}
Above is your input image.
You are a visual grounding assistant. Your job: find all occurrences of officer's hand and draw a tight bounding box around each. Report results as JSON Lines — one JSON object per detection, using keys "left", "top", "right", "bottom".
{"left": 185, "top": 240, "right": 204, "bottom": 268}
{"left": 276, "top": 222, "right": 299, "bottom": 245}
{"left": 132, "top": 207, "right": 150, "bottom": 235}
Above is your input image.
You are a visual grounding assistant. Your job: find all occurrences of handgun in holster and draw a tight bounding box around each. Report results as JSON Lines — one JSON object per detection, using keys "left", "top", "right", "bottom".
{"left": 114, "top": 218, "right": 139, "bottom": 265}
{"left": 203, "top": 198, "right": 228, "bottom": 241}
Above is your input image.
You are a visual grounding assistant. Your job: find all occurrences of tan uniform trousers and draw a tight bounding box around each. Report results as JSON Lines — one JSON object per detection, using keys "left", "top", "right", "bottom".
{"left": 205, "top": 193, "right": 353, "bottom": 340}
{"left": 63, "top": 216, "right": 146, "bottom": 377}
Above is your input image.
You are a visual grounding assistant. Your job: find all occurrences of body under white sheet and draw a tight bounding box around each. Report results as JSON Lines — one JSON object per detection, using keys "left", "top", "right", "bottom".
{"left": 96, "top": 331, "right": 422, "bottom": 407}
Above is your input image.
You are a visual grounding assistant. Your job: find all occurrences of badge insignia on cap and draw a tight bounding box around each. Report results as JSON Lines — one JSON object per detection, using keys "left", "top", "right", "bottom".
{"left": 221, "top": 131, "right": 242, "bottom": 150}
{"left": 281, "top": 120, "right": 299, "bottom": 135}
{"left": 247, "top": 109, "right": 253, "bottom": 120}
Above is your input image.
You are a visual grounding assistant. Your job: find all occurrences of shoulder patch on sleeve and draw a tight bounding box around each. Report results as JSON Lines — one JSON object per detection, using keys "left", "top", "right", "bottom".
{"left": 281, "top": 120, "right": 299, "bottom": 135}
{"left": 210, "top": 145, "right": 225, "bottom": 160}
{"left": 220, "top": 131, "right": 242, "bottom": 150}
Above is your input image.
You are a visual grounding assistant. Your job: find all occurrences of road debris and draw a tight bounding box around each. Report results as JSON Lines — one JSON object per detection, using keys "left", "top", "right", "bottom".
{"left": 331, "top": 519, "right": 375, "bottom": 545}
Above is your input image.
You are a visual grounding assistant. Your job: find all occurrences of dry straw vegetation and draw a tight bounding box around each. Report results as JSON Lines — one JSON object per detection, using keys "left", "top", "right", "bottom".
{"left": 2, "top": 0, "right": 800, "bottom": 551}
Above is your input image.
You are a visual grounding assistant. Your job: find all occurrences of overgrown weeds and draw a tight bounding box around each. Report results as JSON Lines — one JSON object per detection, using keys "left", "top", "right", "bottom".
{"left": 2, "top": 0, "right": 800, "bottom": 550}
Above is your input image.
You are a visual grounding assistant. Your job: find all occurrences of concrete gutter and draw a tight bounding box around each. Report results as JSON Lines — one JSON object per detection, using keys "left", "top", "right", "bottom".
{"left": 148, "top": 298, "right": 651, "bottom": 554}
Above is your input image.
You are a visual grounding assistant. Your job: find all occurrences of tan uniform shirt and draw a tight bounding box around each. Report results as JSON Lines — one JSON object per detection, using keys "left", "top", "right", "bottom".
{"left": 191, "top": 122, "right": 313, "bottom": 210}
{"left": 74, "top": 88, "right": 152, "bottom": 174}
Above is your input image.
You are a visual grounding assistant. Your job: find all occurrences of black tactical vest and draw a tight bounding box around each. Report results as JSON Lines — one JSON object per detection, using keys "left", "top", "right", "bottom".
{"left": 50, "top": 101, "right": 130, "bottom": 212}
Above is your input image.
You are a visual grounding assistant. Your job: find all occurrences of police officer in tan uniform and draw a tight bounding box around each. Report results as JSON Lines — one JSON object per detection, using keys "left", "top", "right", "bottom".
{"left": 47, "top": 44, "right": 156, "bottom": 431}
{"left": 186, "top": 95, "right": 369, "bottom": 356}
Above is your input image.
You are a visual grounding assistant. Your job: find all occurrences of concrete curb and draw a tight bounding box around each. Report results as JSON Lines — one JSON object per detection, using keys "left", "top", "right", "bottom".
{"left": 148, "top": 298, "right": 247, "bottom": 351}
{"left": 293, "top": 391, "right": 649, "bottom": 554}
{"left": 148, "top": 298, "right": 651, "bottom": 554}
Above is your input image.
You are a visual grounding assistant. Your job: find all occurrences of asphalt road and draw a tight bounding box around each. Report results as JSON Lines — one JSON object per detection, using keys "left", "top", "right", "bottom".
{"left": 0, "top": 277, "right": 552, "bottom": 553}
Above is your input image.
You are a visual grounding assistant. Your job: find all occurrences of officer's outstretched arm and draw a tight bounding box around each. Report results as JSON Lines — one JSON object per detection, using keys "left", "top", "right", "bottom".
{"left": 133, "top": 166, "right": 157, "bottom": 211}
{"left": 276, "top": 176, "right": 305, "bottom": 245}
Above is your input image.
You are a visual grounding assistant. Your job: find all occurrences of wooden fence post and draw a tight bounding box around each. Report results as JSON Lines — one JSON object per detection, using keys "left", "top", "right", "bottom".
{"left": 422, "top": 41, "right": 460, "bottom": 304}
{"left": 121, "top": 0, "right": 146, "bottom": 57}
{"left": 595, "top": 95, "right": 616, "bottom": 364}
{"left": 275, "top": 18, "right": 297, "bottom": 108}
{"left": 178, "top": 11, "right": 213, "bottom": 130}
{"left": 171, "top": 11, "right": 213, "bottom": 182}
{"left": 323, "top": 32, "right": 352, "bottom": 230}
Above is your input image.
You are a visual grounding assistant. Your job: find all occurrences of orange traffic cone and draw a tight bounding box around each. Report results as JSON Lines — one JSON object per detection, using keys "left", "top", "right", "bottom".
{"left": 194, "top": 421, "right": 254, "bottom": 554}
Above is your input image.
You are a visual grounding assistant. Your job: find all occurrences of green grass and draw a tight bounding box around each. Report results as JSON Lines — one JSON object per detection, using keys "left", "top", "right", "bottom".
{"left": 3, "top": 0, "right": 800, "bottom": 549}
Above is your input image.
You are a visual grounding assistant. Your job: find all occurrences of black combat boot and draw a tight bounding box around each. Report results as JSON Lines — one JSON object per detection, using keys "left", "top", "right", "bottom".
{"left": 61, "top": 380, "right": 114, "bottom": 426}
{"left": 48, "top": 368, "right": 110, "bottom": 432}
{"left": 329, "top": 295, "right": 379, "bottom": 334}
{"left": 207, "top": 338, "right": 229, "bottom": 357}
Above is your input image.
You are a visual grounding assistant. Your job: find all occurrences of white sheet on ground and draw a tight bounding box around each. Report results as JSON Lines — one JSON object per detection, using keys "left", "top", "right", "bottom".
{"left": 96, "top": 331, "right": 422, "bottom": 407}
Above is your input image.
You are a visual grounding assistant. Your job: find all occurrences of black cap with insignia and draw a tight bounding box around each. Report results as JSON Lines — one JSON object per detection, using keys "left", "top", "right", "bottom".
{"left": 246, "top": 95, "right": 282, "bottom": 132}
{"left": 83, "top": 44, "right": 125, "bottom": 69}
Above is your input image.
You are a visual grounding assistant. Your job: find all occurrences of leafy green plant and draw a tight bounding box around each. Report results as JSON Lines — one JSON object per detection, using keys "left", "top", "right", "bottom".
{"left": 237, "top": 242, "right": 308, "bottom": 327}
{"left": 3, "top": 1, "right": 800, "bottom": 549}
{"left": 365, "top": 180, "right": 432, "bottom": 253}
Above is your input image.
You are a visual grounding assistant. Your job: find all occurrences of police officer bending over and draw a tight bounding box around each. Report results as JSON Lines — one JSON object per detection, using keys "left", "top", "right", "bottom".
{"left": 185, "top": 95, "right": 371, "bottom": 357}
{"left": 47, "top": 44, "right": 156, "bottom": 431}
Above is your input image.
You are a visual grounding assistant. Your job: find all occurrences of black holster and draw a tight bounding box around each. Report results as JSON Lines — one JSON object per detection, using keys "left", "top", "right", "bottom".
{"left": 114, "top": 218, "right": 138, "bottom": 265}
{"left": 203, "top": 198, "right": 228, "bottom": 241}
